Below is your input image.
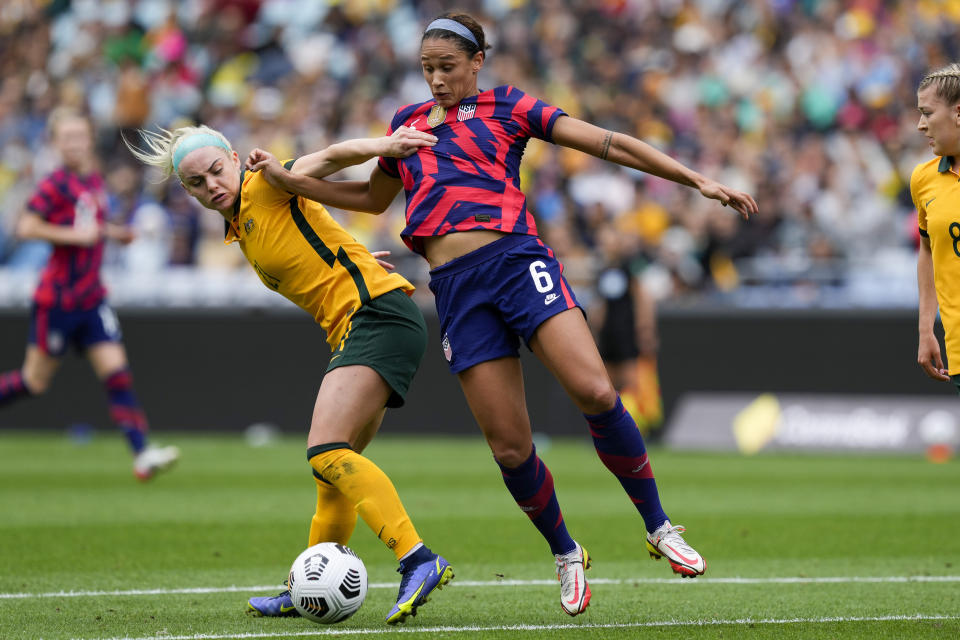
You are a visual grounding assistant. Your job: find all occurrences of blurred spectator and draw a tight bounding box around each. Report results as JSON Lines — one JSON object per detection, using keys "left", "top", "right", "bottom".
{"left": 0, "top": 0, "right": 950, "bottom": 309}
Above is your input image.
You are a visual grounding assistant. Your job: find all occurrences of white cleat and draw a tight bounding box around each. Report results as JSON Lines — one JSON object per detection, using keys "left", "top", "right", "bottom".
{"left": 646, "top": 521, "right": 706, "bottom": 577}
{"left": 555, "top": 541, "right": 591, "bottom": 616}
{"left": 133, "top": 445, "right": 180, "bottom": 481}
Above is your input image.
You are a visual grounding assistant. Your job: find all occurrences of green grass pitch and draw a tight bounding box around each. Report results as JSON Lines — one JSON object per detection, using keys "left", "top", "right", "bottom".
{"left": 1, "top": 431, "right": 958, "bottom": 639}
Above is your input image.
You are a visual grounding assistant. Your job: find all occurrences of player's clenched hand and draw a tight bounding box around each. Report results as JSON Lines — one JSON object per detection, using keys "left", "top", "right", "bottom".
{"left": 246, "top": 148, "right": 287, "bottom": 189}
{"left": 918, "top": 333, "right": 951, "bottom": 381}
{"left": 381, "top": 126, "right": 437, "bottom": 158}
{"left": 698, "top": 179, "right": 759, "bottom": 220}
{"left": 109, "top": 224, "right": 136, "bottom": 245}
{"left": 370, "top": 250, "right": 395, "bottom": 271}
{"left": 246, "top": 148, "right": 281, "bottom": 173}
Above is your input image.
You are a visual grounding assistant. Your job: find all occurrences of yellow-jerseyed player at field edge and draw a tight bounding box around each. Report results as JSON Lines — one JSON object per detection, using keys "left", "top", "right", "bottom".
{"left": 913, "top": 61, "right": 960, "bottom": 392}
{"left": 126, "top": 124, "right": 454, "bottom": 624}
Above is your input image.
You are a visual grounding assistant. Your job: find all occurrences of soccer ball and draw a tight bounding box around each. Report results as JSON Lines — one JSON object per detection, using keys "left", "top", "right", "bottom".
{"left": 288, "top": 542, "right": 368, "bottom": 623}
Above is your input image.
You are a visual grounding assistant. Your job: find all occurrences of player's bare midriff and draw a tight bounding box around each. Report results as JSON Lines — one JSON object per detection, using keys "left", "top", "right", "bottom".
{"left": 421, "top": 229, "right": 510, "bottom": 269}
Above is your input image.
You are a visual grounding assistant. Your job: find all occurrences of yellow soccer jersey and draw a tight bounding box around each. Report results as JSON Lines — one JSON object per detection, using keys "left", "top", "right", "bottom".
{"left": 912, "top": 155, "right": 960, "bottom": 374}
{"left": 225, "top": 166, "right": 414, "bottom": 349}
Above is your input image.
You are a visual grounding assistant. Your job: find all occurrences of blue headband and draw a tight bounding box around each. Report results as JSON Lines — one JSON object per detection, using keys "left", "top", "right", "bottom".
{"left": 424, "top": 18, "right": 480, "bottom": 49}
{"left": 172, "top": 133, "right": 232, "bottom": 172}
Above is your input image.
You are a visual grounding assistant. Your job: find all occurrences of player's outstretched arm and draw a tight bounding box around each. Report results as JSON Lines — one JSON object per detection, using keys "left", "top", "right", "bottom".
{"left": 550, "top": 115, "right": 759, "bottom": 220}
{"left": 298, "top": 126, "right": 437, "bottom": 178}
{"left": 917, "top": 237, "right": 950, "bottom": 381}
{"left": 250, "top": 127, "right": 436, "bottom": 182}
{"left": 246, "top": 148, "right": 403, "bottom": 214}
{"left": 16, "top": 210, "right": 100, "bottom": 247}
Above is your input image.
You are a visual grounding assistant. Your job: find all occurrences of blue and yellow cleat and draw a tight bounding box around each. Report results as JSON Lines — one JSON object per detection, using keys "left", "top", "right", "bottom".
{"left": 386, "top": 548, "right": 454, "bottom": 624}
{"left": 246, "top": 580, "right": 300, "bottom": 617}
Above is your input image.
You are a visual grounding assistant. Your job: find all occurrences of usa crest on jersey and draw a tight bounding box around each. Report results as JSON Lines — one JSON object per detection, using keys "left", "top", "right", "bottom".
{"left": 457, "top": 104, "right": 476, "bottom": 121}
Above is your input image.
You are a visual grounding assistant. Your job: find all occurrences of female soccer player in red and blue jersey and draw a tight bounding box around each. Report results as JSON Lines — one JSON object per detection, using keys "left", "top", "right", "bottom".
{"left": 248, "top": 12, "right": 759, "bottom": 616}
{"left": 0, "top": 107, "right": 178, "bottom": 481}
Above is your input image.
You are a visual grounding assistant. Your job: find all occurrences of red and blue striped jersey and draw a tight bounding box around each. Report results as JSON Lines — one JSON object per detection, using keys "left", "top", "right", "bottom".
{"left": 26, "top": 168, "right": 107, "bottom": 311}
{"left": 378, "top": 85, "right": 566, "bottom": 255}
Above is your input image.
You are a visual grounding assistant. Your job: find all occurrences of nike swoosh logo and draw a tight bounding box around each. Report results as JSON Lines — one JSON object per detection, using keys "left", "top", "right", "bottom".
{"left": 330, "top": 354, "right": 341, "bottom": 361}
{"left": 565, "top": 575, "right": 581, "bottom": 605}
{"left": 926, "top": 197, "right": 937, "bottom": 207}
{"left": 664, "top": 543, "right": 699, "bottom": 566}
{"left": 280, "top": 604, "right": 296, "bottom": 613}
{"left": 631, "top": 460, "right": 649, "bottom": 473}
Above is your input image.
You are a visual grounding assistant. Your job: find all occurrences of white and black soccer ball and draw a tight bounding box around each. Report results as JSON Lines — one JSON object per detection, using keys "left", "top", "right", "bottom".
{"left": 288, "top": 542, "right": 368, "bottom": 624}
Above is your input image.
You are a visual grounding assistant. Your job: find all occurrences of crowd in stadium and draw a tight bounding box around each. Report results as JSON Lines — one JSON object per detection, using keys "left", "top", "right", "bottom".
{"left": 0, "top": 0, "right": 952, "bottom": 308}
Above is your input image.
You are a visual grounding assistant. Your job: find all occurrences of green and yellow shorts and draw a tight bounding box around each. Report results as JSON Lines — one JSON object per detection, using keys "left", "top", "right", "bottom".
{"left": 327, "top": 288, "right": 427, "bottom": 408}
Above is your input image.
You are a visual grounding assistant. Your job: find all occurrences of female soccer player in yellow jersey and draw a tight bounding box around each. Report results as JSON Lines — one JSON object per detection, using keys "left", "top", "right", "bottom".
{"left": 125, "top": 124, "right": 453, "bottom": 625}
{"left": 247, "top": 12, "right": 757, "bottom": 617}
{"left": 913, "top": 62, "right": 960, "bottom": 392}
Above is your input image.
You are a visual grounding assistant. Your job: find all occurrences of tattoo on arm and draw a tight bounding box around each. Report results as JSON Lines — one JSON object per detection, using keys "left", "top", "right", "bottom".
{"left": 600, "top": 131, "right": 613, "bottom": 160}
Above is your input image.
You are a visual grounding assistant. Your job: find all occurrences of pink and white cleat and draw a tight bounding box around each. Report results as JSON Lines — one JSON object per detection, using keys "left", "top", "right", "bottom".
{"left": 133, "top": 445, "right": 180, "bottom": 481}
{"left": 555, "top": 541, "right": 591, "bottom": 616}
{"left": 646, "top": 521, "right": 706, "bottom": 577}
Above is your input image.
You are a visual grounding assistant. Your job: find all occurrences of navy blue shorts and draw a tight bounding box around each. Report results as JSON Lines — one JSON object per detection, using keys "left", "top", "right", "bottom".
{"left": 428, "top": 234, "right": 581, "bottom": 373}
{"left": 28, "top": 302, "right": 122, "bottom": 357}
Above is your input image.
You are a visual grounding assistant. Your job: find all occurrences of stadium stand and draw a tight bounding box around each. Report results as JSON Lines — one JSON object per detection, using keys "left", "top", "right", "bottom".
{"left": 0, "top": 0, "right": 945, "bottom": 309}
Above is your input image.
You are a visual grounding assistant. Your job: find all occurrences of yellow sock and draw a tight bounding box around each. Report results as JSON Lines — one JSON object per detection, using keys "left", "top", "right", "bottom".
{"left": 308, "top": 473, "right": 357, "bottom": 546}
{"left": 308, "top": 444, "right": 421, "bottom": 560}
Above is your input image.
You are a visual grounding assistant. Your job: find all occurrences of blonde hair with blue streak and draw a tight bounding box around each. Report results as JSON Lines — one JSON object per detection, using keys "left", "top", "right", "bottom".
{"left": 125, "top": 125, "right": 233, "bottom": 180}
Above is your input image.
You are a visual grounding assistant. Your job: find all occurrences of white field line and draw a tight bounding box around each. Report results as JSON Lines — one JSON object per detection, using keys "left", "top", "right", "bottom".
{"left": 2, "top": 575, "right": 959, "bottom": 600}
{"left": 73, "top": 614, "right": 960, "bottom": 640}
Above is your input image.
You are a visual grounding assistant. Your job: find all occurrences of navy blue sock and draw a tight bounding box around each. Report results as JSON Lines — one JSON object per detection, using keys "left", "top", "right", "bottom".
{"left": 496, "top": 446, "right": 575, "bottom": 555}
{"left": 104, "top": 369, "right": 148, "bottom": 454}
{"left": 0, "top": 370, "right": 30, "bottom": 407}
{"left": 401, "top": 544, "right": 435, "bottom": 569}
{"left": 587, "top": 396, "right": 668, "bottom": 532}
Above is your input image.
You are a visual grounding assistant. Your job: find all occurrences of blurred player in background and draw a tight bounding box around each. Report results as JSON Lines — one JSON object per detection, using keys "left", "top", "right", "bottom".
{"left": 913, "top": 62, "right": 960, "bottom": 393}
{"left": 247, "top": 12, "right": 757, "bottom": 616}
{"left": 126, "top": 123, "right": 452, "bottom": 625}
{"left": 591, "top": 226, "right": 663, "bottom": 433}
{"left": 0, "top": 107, "right": 178, "bottom": 481}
